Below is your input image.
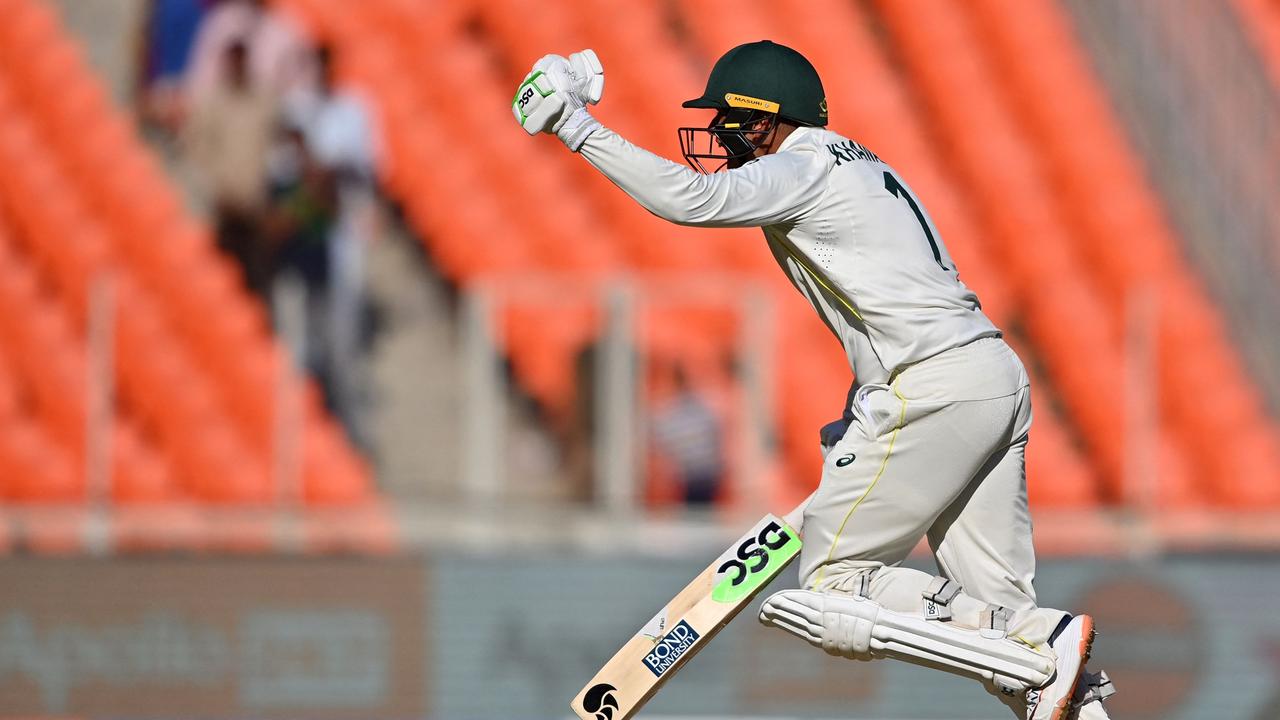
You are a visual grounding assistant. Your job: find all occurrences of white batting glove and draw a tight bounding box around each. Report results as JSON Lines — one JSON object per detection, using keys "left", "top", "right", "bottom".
{"left": 512, "top": 49, "right": 604, "bottom": 151}
{"left": 565, "top": 49, "right": 605, "bottom": 104}
{"left": 512, "top": 68, "right": 561, "bottom": 134}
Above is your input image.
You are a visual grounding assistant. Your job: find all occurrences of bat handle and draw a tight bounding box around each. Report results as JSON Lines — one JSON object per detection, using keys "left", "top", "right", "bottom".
{"left": 781, "top": 491, "right": 816, "bottom": 536}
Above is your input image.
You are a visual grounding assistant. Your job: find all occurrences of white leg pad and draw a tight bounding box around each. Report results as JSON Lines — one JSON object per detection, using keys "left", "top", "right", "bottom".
{"left": 760, "top": 589, "right": 1055, "bottom": 695}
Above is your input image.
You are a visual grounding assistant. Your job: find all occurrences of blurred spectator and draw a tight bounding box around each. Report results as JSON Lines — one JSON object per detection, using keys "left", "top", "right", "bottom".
{"left": 283, "top": 44, "right": 379, "bottom": 450}
{"left": 139, "top": 0, "right": 207, "bottom": 134}
{"left": 650, "top": 365, "right": 725, "bottom": 505}
{"left": 284, "top": 46, "right": 377, "bottom": 180}
{"left": 264, "top": 123, "right": 338, "bottom": 408}
{"left": 185, "top": 0, "right": 313, "bottom": 109}
{"left": 184, "top": 39, "right": 275, "bottom": 296}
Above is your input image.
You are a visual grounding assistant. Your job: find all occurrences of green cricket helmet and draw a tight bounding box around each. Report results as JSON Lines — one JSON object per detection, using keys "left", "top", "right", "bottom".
{"left": 679, "top": 40, "right": 827, "bottom": 173}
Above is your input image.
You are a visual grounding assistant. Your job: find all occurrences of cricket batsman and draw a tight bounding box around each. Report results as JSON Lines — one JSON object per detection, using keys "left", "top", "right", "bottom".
{"left": 514, "top": 41, "right": 1116, "bottom": 719}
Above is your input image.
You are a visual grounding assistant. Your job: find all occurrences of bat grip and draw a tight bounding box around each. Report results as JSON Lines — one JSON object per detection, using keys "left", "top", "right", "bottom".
{"left": 781, "top": 491, "right": 816, "bottom": 536}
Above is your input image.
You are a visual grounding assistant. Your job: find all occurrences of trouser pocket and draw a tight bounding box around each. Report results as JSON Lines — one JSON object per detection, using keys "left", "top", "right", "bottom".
{"left": 851, "top": 382, "right": 904, "bottom": 441}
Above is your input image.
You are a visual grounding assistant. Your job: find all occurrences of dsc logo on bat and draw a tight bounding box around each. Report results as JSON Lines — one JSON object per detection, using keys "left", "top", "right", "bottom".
{"left": 709, "top": 518, "right": 802, "bottom": 604}
{"left": 641, "top": 620, "right": 700, "bottom": 677}
{"left": 717, "top": 521, "right": 792, "bottom": 586}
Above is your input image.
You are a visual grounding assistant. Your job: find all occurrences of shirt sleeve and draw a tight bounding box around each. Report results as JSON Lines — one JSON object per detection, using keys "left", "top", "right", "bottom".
{"left": 577, "top": 125, "right": 828, "bottom": 228}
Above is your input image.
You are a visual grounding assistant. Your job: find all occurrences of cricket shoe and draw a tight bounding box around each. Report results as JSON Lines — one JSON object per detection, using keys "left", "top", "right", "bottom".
{"left": 1026, "top": 614, "right": 1095, "bottom": 720}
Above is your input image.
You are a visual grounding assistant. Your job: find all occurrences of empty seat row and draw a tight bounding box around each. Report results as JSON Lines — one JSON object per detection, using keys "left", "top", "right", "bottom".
{"left": 0, "top": 0, "right": 373, "bottom": 509}
{"left": 962, "top": 0, "right": 1280, "bottom": 505}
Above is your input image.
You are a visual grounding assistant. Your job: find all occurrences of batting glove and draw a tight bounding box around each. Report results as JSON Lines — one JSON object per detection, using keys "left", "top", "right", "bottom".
{"left": 512, "top": 49, "right": 604, "bottom": 151}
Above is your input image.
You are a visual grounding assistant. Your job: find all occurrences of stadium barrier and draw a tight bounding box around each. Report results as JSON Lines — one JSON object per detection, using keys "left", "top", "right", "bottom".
{"left": 0, "top": 551, "right": 1276, "bottom": 719}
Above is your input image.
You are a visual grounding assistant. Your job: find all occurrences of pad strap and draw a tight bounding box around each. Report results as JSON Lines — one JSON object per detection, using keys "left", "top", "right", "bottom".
{"left": 979, "top": 605, "right": 1013, "bottom": 639}
{"left": 1078, "top": 670, "right": 1116, "bottom": 705}
{"left": 826, "top": 567, "right": 877, "bottom": 597}
{"left": 855, "top": 568, "right": 876, "bottom": 598}
{"left": 922, "top": 576, "right": 961, "bottom": 621}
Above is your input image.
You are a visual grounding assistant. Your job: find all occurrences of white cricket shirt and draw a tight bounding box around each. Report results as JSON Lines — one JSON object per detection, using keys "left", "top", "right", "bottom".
{"left": 579, "top": 125, "right": 1000, "bottom": 386}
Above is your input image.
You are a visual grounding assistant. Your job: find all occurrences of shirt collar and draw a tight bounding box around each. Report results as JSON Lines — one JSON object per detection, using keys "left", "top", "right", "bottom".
{"left": 776, "top": 124, "right": 813, "bottom": 154}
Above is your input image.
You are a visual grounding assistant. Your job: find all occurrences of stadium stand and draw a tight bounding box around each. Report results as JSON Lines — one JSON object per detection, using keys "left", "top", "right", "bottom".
{"left": 268, "top": 0, "right": 1084, "bottom": 507}
{"left": 0, "top": 0, "right": 375, "bottom": 526}
{"left": 7, "top": 0, "right": 1266, "bottom": 516}
{"left": 263, "top": 0, "right": 1280, "bottom": 510}
{"left": 963, "top": 0, "right": 1280, "bottom": 506}
{"left": 0, "top": 227, "right": 82, "bottom": 503}
{"left": 1065, "top": 0, "right": 1280, "bottom": 437}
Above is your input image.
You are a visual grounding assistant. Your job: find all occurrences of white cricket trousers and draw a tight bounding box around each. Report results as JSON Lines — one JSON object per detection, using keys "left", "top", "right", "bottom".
{"left": 799, "top": 336, "right": 1068, "bottom": 650}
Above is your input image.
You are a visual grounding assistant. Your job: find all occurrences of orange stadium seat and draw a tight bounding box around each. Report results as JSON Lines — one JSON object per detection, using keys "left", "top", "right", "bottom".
{"left": 675, "top": 0, "right": 773, "bottom": 59}
{"left": 0, "top": 0, "right": 375, "bottom": 519}
{"left": 0, "top": 147, "right": 206, "bottom": 507}
{"left": 0, "top": 421, "right": 80, "bottom": 502}
{"left": 0, "top": 361, "right": 20, "bottom": 423}
{"left": 111, "top": 422, "right": 173, "bottom": 504}
{"left": 10, "top": 109, "right": 263, "bottom": 468}
{"left": 962, "top": 0, "right": 1280, "bottom": 506}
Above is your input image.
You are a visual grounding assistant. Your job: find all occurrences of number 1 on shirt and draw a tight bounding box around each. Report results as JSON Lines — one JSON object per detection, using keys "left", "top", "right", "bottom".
{"left": 884, "top": 171, "right": 949, "bottom": 271}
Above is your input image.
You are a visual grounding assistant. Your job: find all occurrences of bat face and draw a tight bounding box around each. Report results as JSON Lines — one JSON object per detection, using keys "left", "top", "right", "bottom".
{"left": 570, "top": 514, "right": 802, "bottom": 720}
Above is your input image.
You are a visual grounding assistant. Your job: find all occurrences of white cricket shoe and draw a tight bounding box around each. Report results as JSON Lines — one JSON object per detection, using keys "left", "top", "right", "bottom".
{"left": 1026, "top": 614, "right": 1095, "bottom": 720}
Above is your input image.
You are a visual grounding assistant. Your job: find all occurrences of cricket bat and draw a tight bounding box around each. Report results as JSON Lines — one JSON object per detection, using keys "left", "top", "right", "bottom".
{"left": 570, "top": 511, "right": 803, "bottom": 720}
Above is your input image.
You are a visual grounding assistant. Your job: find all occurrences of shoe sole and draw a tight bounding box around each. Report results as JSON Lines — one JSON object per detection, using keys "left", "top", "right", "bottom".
{"left": 1047, "top": 615, "right": 1095, "bottom": 720}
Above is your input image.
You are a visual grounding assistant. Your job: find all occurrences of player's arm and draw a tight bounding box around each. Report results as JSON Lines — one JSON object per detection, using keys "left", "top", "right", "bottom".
{"left": 513, "top": 51, "right": 825, "bottom": 228}
{"left": 577, "top": 127, "right": 825, "bottom": 228}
